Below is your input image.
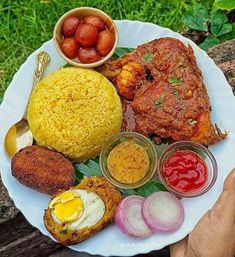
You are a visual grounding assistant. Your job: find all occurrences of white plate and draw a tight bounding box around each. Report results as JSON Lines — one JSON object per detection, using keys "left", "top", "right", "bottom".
{"left": 1, "top": 20, "right": 235, "bottom": 256}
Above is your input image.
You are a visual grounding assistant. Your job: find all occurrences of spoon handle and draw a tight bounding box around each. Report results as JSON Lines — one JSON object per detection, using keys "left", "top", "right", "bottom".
{"left": 33, "top": 51, "right": 50, "bottom": 87}
{"left": 22, "top": 51, "right": 50, "bottom": 119}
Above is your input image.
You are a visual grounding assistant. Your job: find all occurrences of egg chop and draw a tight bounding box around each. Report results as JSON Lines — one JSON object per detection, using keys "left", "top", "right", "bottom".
{"left": 44, "top": 176, "right": 122, "bottom": 245}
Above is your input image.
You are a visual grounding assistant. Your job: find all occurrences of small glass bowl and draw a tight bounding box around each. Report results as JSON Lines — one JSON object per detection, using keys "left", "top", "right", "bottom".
{"left": 100, "top": 132, "right": 157, "bottom": 189}
{"left": 157, "top": 141, "right": 218, "bottom": 198}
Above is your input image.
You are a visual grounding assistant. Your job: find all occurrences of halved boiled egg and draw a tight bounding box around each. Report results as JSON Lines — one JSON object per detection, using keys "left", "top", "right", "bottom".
{"left": 44, "top": 176, "right": 122, "bottom": 245}
{"left": 49, "top": 189, "right": 105, "bottom": 230}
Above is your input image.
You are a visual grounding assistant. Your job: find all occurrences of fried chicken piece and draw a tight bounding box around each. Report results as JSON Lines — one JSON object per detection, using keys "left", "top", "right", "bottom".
{"left": 100, "top": 37, "right": 226, "bottom": 145}
{"left": 11, "top": 145, "right": 75, "bottom": 195}
{"left": 44, "top": 176, "right": 122, "bottom": 245}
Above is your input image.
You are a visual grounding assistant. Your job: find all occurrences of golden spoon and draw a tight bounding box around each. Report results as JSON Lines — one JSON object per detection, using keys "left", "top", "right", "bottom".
{"left": 4, "top": 51, "right": 50, "bottom": 158}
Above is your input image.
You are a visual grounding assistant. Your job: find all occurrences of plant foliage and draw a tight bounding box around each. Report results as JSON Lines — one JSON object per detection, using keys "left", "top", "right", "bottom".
{"left": 214, "top": 0, "right": 235, "bottom": 11}
{"left": 182, "top": 3, "right": 234, "bottom": 50}
{"left": 182, "top": 4, "right": 209, "bottom": 32}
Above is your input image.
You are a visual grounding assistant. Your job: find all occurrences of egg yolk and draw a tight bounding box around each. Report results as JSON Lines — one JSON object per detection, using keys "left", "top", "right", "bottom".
{"left": 51, "top": 191, "right": 84, "bottom": 223}
{"left": 60, "top": 191, "right": 76, "bottom": 203}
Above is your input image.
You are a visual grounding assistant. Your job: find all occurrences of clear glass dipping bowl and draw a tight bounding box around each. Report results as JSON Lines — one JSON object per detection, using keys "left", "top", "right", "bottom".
{"left": 157, "top": 141, "right": 218, "bottom": 198}
{"left": 100, "top": 132, "right": 157, "bottom": 189}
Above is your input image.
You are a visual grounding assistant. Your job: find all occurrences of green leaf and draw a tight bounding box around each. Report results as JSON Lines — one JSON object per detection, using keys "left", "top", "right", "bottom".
{"left": 214, "top": 0, "right": 235, "bottom": 11}
{"left": 182, "top": 4, "right": 209, "bottom": 32}
{"left": 136, "top": 180, "right": 167, "bottom": 197}
{"left": 75, "top": 170, "right": 84, "bottom": 184}
{"left": 63, "top": 63, "right": 72, "bottom": 68}
{"left": 120, "top": 180, "right": 167, "bottom": 197}
{"left": 75, "top": 159, "right": 102, "bottom": 178}
{"left": 119, "top": 188, "right": 138, "bottom": 197}
{"left": 219, "top": 23, "right": 235, "bottom": 42}
{"left": 142, "top": 52, "right": 154, "bottom": 63}
{"left": 199, "top": 35, "right": 220, "bottom": 50}
{"left": 168, "top": 77, "right": 181, "bottom": 98}
{"left": 211, "top": 10, "right": 232, "bottom": 37}
{"left": 154, "top": 94, "right": 165, "bottom": 109}
{"left": 168, "top": 77, "right": 181, "bottom": 85}
{"left": 113, "top": 47, "right": 135, "bottom": 58}
{"left": 154, "top": 143, "right": 168, "bottom": 155}
{"left": 173, "top": 90, "right": 180, "bottom": 98}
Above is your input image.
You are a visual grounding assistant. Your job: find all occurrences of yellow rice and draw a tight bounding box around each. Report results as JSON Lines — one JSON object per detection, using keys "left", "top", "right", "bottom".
{"left": 27, "top": 67, "right": 122, "bottom": 162}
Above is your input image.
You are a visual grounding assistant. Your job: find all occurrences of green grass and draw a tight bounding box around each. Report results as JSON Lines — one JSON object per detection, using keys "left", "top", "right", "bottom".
{"left": 0, "top": 0, "right": 214, "bottom": 102}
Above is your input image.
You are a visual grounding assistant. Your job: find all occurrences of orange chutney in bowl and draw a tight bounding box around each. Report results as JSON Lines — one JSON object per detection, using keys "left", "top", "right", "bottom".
{"left": 107, "top": 140, "right": 150, "bottom": 184}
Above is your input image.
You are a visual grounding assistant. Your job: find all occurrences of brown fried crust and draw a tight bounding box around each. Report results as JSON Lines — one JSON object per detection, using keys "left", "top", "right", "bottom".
{"left": 100, "top": 38, "right": 227, "bottom": 145}
{"left": 11, "top": 145, "right": 75, "bottom": 195}
{"left": 43, "top": 176, "right": 122, "bottom": 245}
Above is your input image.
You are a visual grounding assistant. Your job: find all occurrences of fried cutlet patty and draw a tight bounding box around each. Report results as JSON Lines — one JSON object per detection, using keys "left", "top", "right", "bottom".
{"left": 11, "top": 145, "right": 75, "bottom": 195}
{"left": 43, "top": 176, "right": 122, "bottom": 245}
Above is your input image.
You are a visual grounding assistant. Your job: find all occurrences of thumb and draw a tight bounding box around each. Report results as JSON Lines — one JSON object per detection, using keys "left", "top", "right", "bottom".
{"left": 170, "top": 168, "right": 235, "bottom": 257}
{"left": 211, "top": 168, "right": 235, "bottom": 220}
{"left": 223, "top": 168, "right": 235, "bottom": 191}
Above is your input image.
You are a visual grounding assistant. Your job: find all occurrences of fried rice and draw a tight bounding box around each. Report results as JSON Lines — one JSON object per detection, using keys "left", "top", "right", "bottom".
{"left": 27, "top": 67, "right": 122, "bottom": 162}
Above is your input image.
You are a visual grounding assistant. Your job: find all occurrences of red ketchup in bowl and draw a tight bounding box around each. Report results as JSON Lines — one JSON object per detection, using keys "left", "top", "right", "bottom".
{"left": 162, "top": 150, "right": 208, "bottom": 194}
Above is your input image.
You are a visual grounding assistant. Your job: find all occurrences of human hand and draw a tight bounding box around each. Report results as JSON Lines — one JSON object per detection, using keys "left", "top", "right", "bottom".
{"left": 170, "top": 168, "right": 235, "bottom": 257}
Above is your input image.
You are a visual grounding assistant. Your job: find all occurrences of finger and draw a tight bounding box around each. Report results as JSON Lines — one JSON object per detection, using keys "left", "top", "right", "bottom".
{"left": 211, "top": 168, "right": 235, "bottom": 219}
{"left": 170, "top": 237, "right": 188, "bottom": 257}
{"left": 223, "top": 168, "right": 235, "bottom": 191}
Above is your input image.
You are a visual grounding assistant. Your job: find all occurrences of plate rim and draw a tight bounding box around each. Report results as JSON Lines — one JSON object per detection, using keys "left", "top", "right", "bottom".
{"left": 0, "top": 19, "right": 234, "bottom": 256}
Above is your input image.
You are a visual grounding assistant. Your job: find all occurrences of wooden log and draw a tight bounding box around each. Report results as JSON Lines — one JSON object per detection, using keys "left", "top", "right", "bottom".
{"left": 0, "top": 214, "right": 62, "bottom": 257}
{"left": 0, "top": 176, "right": 18, "bottom": 224}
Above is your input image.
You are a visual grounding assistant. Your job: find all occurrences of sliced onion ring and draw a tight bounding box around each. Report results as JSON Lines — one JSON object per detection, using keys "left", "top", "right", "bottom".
{"left": 115, "top": 196, "right": 153, "bottom": 237}
{"left": 143, "top": 192, "right": 184, "bottom": 232}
